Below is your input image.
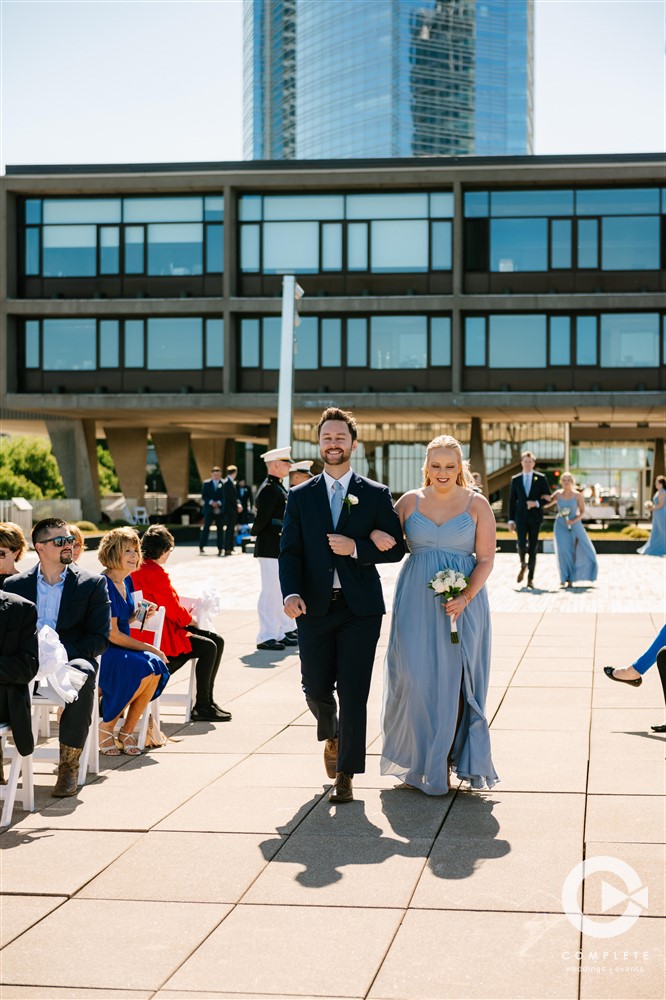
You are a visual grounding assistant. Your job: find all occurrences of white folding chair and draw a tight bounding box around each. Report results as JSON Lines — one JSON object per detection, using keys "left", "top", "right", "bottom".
{"left": 31, "top": 665, "right": 100, "bottom": 785}
{"left": 129, "top": 606, "right": 167, "bottom": 750}
{"left": 0, "top": 723, "right": 35, "bottom": 827}
{"left": 133, "top": 506, "right": 150, "bottom": 525}
{"left": 152, "top": 593, "right": 198, "bottom": 725}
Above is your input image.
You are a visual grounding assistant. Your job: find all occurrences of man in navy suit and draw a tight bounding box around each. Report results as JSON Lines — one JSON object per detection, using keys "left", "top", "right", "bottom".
{"left": 508, "top": 451, "right": 552, "bottom": 588}
{"left": 280, "top": 407, "right": 405, "bottom": 803}
{"left": 199, "top": 466, "right": 226, "bottom": 556}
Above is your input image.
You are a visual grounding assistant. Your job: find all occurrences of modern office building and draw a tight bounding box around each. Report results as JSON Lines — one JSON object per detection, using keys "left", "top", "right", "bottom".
{"left": 1, "top": 153, "right": 664, "bottom": 521}
{"left": 243, "top": 0, "right": 533, "bottom": 160}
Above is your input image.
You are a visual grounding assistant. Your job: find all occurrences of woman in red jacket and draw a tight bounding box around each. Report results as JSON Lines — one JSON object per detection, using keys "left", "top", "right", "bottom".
{"left": 131, "top": 525, "right": 231, "bottom": 722}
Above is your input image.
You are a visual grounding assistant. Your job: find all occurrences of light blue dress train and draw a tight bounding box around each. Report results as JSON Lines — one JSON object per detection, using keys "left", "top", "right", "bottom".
{"left": 638, "top": 490, "right": 666, "bottom": 556}
{"left": 553, "top": 496, "right": 598, "bottom": 584}
{"left": 380, "top": 492, "right": 498, "bottom": 794}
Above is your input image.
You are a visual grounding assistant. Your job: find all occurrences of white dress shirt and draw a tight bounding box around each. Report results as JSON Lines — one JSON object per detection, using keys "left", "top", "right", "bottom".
{"left": 323, "top": 469, "right": 357, "bottom": 587}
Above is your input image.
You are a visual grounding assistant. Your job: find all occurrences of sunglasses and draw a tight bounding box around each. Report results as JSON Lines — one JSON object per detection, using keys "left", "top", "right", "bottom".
{"left": 39, "top": 535, "right": 75, "bottom": 547}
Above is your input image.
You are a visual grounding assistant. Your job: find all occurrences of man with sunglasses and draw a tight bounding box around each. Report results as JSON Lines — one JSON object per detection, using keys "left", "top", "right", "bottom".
{"left": 4, "top": 518, "right": 111, "bottom": 798}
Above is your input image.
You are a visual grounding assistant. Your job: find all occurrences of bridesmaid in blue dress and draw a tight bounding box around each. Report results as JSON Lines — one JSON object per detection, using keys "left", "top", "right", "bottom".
{"left": 638, "top": 476, "right": 666, "bottom": 556}
{"left": 97, "top": 527, "right": 170, "bottom": 756}
{"left": 546, "top": 473, "right": 598, "bottom": 587}
{"left": 375, "top": 435, "right": 498, "bottom": 794}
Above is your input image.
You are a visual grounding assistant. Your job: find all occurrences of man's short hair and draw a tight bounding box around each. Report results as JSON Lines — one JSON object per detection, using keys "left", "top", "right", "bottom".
{"left": 317, "top": 406, "right": 358, "bottom": 443}
{"left": 211, "top": 466, "right": 222, "bottom": 473}
{"left": 226, "top": 465, "right": 238, "bottom": 475}
{"left": 32, "top": 517, "right": 68, "bottom": 547}
{"left": 140, "top": 524, "right": 175, "bottom": 561}
{"left": 521, "top": 451, "right": 536, "bottom": 461}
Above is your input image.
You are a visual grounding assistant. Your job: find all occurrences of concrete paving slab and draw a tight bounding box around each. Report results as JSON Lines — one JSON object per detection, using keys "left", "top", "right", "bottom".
{"left": 155, "top": 784, "right": 324, "bottom": 834}
{"left": 215, "top": 751, "right": 332, "bottom": 788}
{"left": 155, "top": 722, "right": 282, "bottom": 755}
{"left": 0, "top": 895, "right": 66, "bottom": 948}
{"left": 582, "top": 842, "right": 664, "bottom": 917}
{"left": 585, "top": 794, "right": 666, "bottom": 844}
{"left": 488, "top": 730, "right": 589, "bottom": 792}
{"left": 513, "top": 656, "right": 594, "bottom": 671}
{"left": 492, "top": 687, "right": 591, "bottom": 731}
{"left": 164, "top": 903, "right": 403, "bottom": 997}
{"left": 368, "top": 910, "right": 579, "bottom": 999}
{"left": 592, "top": 676, "right": 664, "bottom": 708}
{"left": 0, "top": 898, "right": 231, "bottom": 991}
{"left": 579, "top": 916, "right": 665, "bottom": 999}
{"left": 157, "top": 994, "right": 353, "bottom": 1000}
{"left": 587, "top": 754, "right": 665, "bottom": 795}
{"left": 295, "top": 786, "right": 454, "bottom": 841}
{"left": 0, "top": 990, "right": 152, "bottom": 999}
{"left": 512, "top": 668, "right": 592, "bottom": 687}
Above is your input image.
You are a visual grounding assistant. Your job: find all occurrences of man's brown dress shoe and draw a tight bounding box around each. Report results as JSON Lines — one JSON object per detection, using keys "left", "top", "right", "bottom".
{"left": 52, "top": 744, "right": 82, "bottom": 797}
{"left": 329, "top": 772, "right": 353, "bottom": 803}
{"left": 324, "top": 737, "right": 338, "bottom": 779}
{"left": 517, "top": 565, "right": 526, "bottom": 583}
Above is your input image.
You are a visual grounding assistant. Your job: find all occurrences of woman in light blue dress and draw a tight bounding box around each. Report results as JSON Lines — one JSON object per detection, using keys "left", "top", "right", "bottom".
{"left": 547, "top": 473, "right": 598, "bottom": 587}
{"left": 374, "top": 435, "right": 498, "bottom": 795}
{"left": 638, "top": 476, "right": 666, "bottom": 556}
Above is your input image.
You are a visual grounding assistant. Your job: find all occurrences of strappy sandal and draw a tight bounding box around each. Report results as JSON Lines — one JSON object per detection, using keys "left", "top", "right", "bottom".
{"left": 118, "top": 730, "right": 142, "bottom": 756}
{"left": 99, "top": 725, "right": 121, "bottom": 756}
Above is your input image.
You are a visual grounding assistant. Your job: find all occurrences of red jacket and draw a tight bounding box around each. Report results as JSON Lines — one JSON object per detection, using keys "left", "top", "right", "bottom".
{"left": 131, "top": 560, "right": 192, "bottom": 657}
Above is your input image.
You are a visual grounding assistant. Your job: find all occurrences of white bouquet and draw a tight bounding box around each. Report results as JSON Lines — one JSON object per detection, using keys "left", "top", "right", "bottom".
{"left": 427, "top": 568, "right": 469, "bottom": 644}
{"left": 558, "top": 506, "right": 576, "bottom": 530}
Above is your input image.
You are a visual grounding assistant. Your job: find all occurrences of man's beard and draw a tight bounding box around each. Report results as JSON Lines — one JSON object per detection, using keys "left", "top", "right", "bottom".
{"left": 321, "top": 446, "right": 352, "bottom": 466}
{"left": 59, "top": 552, "right": 73, "bottom": 565}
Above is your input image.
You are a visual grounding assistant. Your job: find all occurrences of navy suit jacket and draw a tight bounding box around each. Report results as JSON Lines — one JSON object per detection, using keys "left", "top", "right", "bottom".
{"left": 201, "top": 478, "right": 226, "bottom": 511}
{"left": 4, "top": 564, "right": 111, "bottom": 668}
{"left": 0, "top": 591, "right": 39, "bottom": 755}
{"left": 279, "top": 472, "right": 405, "bottom": 617}
{"left": 509, "top": 471, "right": 551, "bottom": 525}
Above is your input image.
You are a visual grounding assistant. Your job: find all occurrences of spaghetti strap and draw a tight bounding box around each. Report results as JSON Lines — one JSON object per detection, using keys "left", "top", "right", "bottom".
{"left": 465, "top": 490, "right": 475, "bottom": 513}
{"left": 414, "top": 492, "right": 420, "bottom": 511}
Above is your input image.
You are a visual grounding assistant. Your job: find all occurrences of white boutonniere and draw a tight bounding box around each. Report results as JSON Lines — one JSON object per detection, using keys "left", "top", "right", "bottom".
{"left": 344, "top": 494, "right": 359, "bottom": 511}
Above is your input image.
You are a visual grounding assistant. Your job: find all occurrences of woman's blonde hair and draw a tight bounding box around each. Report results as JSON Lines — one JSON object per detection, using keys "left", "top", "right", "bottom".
{"left": 560, "top": 472, "right": 576, "bottom": 487}
{"left": 68, "top": 524, "right": 86, "bottom": 552}
{"left": 98, "top": 526, "right": 142, "bottom": 571}
{"left": 0, "top": 522, "right": 28, "bottom": 560}
{"left": 422, "top": 435, "right": 474, "bottom": 488}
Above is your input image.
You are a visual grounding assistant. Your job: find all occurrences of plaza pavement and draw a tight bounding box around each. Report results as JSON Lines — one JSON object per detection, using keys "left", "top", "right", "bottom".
{"left": 1, "top": 548, "right": 664, "bottom": 1000}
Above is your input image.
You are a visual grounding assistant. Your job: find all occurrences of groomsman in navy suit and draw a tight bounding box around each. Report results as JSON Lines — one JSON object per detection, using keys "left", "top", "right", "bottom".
{"left": 508, "top": 451, "right": 551, "bottom": 588}
{"left": 279, "top": 407, "right": 405, "bottom": 803}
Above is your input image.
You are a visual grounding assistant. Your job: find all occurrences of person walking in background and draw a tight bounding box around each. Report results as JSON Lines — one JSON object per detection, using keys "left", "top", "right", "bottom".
{"left": 252, "top": 447, "right": 299, "bottom": 652}
{"left": 221, "top": 465, "right": 242, "bottom": 556}
{"left": 604, "top": 624, "right": 666, "bottom": 732}
{"left": 508, "top": 451, "right": 551, "bottom": 588}
{"left": 544, "top": 473, "right": 598, "bottom": 587}
{"left": 638, "top": 475, "right": 666, "bottom": 556}
{"left": 0, "top": 522, "right": 28, "bottom": 587}
{"left": 236, "top": 478, "right": 254, "bottom": 524}
{"left": 280, "top": 407, "right": 405, "bottom": 803}
{"left": 199, "top": 466, "right": 226, "bottom": 556}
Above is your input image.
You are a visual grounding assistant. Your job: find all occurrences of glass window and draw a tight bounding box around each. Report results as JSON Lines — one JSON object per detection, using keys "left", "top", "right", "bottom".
{"left": 430, "top": 192, "right": 454, "bottom": 218}
{"left": 295, "top": 317, "right": 318, "bottom": 369}
{"left": 204, "top": 196, "right": 224, "bottom": 221}
{"left": 42, "top": 199, "right": 121, "bottom": 224}
{"left": 99, "top": 320, "right": 119, "bottom": 368}
{"left": 205, "top": 223, "right": 224, "bottom": 273}
{"left": 550, "top": 220, "right": 572, "bottom": 269}
{"left": 321, "top": 318, "right": 341, "bottom": 367}
{"left": 147, "top": 223, "right": 203, "bottom": 276}
{"left": 263, "top": 222, "right": 319, "bottom": 273}
{"left": 346, "top": 193, "right": 428, "bottom": 220}
{"left": 123, "top": 197, "right": 203, "bottom": 223}
{"left": 125, "top": 320, "right": 144, "bottom": 367}
{"left": 100, "top": 227, "right": 120, "bottom": 274}
{"left": 600, "top": 313, "right": 659, "bottom": 367}
{"left": 371, "top": 220, "right": 428, "bottom": 272}
{"left": 549, "top": 316, "right": 570, "bottom": 365}
{"left": 465, "top": 317, "right": 486, "bottom": 366}
{"left": 488, "top": 315, "right": 546, "bottom": 368}
{"left": 262, "top": 317, "right": 281, "bottom": 369}
{"left": 577, "top": 220, "right": 598, "bottom": 269}
{"left": 240, "top": 318, "right": 260, "bottom": 367}
{"left": 125, "top": 227, "right": 145, "bottom": 274}
{"left": 240, "top": 224, "right": 260, "bottom": 271}
{"left": 430, "top": 317, "right": 451, "bottom": 366}
{"left": 25, "top": 228, "right": 40, "bottom": 275}
{"left": 431, "top": 222, "right": 452, "bottom": 270}
{"left": 42, "top": 225, "right": 96, "bottom": 277}
{"left": 43, "top": 319, "right": 96, "bottom": 371}
{"left": 490, "top": 219, "right": 548, "bottom": 271}
{"left": 25, "top": 200, "right": 41, "bottom": 224}
{"left": 263, "top": 195, "right": 344, "bottom": 220}
{"left": 490, "top": 190, "right": 574, "bottom": 217}
{"left": 576, "top": 316, "right": 597, "bottom": 365}
{"left": 147, "top": 318, "right": 202, "bottom": 370}
{"left": 464, "top": 192, "right": 489, "bottom": 218}
{"left": 238, "top": 195, "right": 262, "bottom": 222}
{"left": 601, "top": 217, "right": 660, "bottom": 270}
{"left": 25, "top": 321, "right": 39, "bottom": 368}
{"left": 322, "top": 223, "right": 342, "bottom": 270}
{"left": 348, "top": 223, "right": 368, "bottom": 270}
{"left": 370, "top": 316, "right": 427, "bottom": 369}
{"left": 205, "top": 319, "right": 224, "bottom": 367}
{"left": 576, "top": 188, "right": 659, "bottom": 216}
{"left": 347, "top": 318, "right": 367, "bottom": 366}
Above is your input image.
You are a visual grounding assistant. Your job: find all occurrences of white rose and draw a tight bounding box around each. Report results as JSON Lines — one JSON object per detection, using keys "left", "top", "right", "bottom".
{"left": 347, "top": 494, "right": 359, "bottom": 505}
{"left": 431, "top": 579, "right": 446, "bottom": 594}
{"left": 455, "top": 576, "right": 467, "bottom": 590}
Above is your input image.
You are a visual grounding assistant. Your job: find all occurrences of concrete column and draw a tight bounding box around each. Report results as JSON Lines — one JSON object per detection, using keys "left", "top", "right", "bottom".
{"left": 104, "top": 427, "right": 147, "bottom": 511}
{"left": 151, "top": 431, "right": 191, "bottom": 512}
{"left": 468, "top": 417, "right": 488, "bottom": 494}
{"left": 46, "top": 418, "right": 101, "bottom": 523}
{"left": 191, "top": 438, "right": 225, "bottom": 483}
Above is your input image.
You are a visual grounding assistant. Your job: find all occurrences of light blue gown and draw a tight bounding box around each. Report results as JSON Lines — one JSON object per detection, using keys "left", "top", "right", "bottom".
{"left": 380, "top": 492, "right": 498, "bottom": 794}
{"left": 638, "top": 490, "right": 666, "bottom": 556}
{"left": 553, "top": 496, "right": 598, "bottom": 584}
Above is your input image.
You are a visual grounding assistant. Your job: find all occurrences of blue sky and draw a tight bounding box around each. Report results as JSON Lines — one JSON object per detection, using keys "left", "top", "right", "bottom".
{"left": 1, "top": 0, "right": 664, "bottom": 170}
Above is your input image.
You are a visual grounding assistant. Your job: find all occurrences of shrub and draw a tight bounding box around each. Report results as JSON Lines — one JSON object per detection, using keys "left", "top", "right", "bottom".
{"left": 75, "top": 520, "right": 98, "bottom": 532}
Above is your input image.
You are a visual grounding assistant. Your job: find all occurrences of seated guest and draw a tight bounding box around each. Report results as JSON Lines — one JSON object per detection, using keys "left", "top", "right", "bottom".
{"left": 0, "top": 522, "right": 28, "bottom": 588}
{"left": 4, "top": 518, "right": 110, "bottom": 797}
{"left": 0, "top": 590, "right": 39, "bottom": 781}
{"left": 97, "top": 527, "right": 170, "bottom": 756}
{"left": 69, "top": 524, "right": 86, "bottom": 563}
{"left": 132, "top": 524, "right": 231, "bottom": 722}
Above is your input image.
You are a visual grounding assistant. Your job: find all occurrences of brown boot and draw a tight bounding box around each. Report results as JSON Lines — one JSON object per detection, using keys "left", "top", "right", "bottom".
{"left": 329, "top": 772, "right": 353, "bottom": 803}
{"left": 52, "top": 744, "right": 82, "bottom": 798}
{"left": 324, "top": 737, "right": 338, "bottom": 779}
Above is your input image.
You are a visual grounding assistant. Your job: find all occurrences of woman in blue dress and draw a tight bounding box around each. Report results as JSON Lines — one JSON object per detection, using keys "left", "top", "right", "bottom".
{"left": 97, "top": 527, "right": 170, "bottom": 756}
{"left": 638, "top": 476, "right": 666, "bottom": 556}
{"left": 545, "top": 473, "right": 598, "bottom": 587}
{"left": 374, "top": 435, "right": 498, "bottom": 795}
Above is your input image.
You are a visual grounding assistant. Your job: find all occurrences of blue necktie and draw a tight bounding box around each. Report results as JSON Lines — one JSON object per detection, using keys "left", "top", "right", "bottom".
{"left": 331, "top": 480, "right": 344, "bottom": 528}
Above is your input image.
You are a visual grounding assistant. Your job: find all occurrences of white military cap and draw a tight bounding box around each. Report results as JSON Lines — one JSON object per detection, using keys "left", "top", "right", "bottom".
{"left": 260, "top": 446, "right": 293, "bottom": 463}
{"left": 290, "top": 460, "right": 313, "bottom": 472}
